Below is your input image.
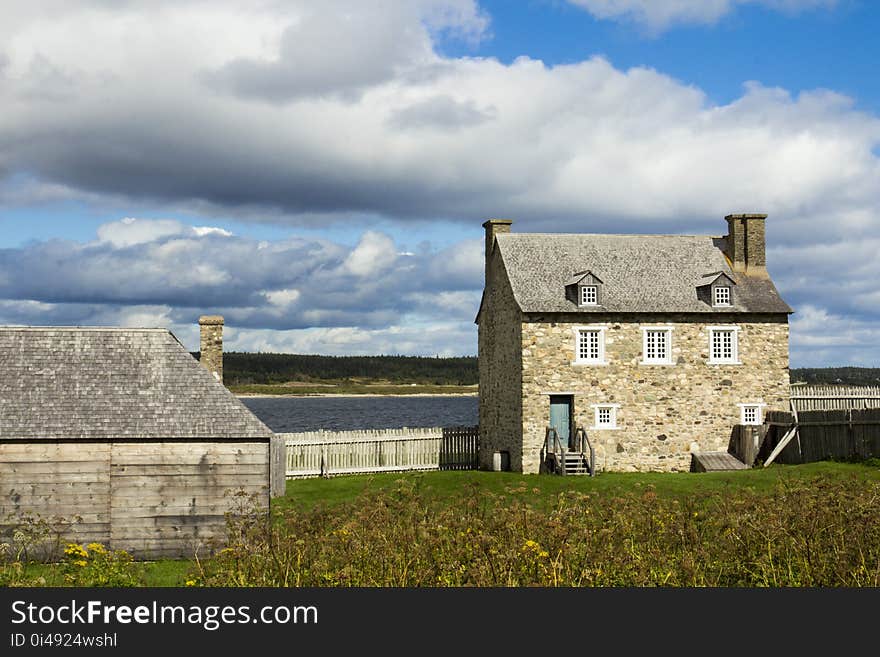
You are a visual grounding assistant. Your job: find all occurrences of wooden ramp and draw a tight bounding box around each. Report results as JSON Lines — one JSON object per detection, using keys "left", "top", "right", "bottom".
{"left": 691, "top": 451, "right": 749, "bottom": 473}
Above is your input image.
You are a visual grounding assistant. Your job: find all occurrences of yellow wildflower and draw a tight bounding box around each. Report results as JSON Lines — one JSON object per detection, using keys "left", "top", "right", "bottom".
{"left": 64, "top": 543, "right": 88, "bottom": 558}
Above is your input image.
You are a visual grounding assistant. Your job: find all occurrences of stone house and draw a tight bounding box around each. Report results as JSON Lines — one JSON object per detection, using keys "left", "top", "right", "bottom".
{"left": 0, "top": 316, "right": 277, "bottom": 558}
{"left": 477, "top": 214, "right": 792, "bottom": 473}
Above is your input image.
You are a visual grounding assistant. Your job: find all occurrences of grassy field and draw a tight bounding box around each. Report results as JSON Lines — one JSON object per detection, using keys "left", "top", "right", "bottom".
{"left": 5, "top": 462, "right": 880, "bottom": 587}
{"left": 275, "top": 460, "right": 880, "bottom": 510}
{"left": 229, "top": 382, "right": 478, "bottom": 396}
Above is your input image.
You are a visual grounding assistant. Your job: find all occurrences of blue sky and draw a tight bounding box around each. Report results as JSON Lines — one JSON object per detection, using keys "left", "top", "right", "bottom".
{"left": 1, "top": 0, "right": 878, "bottom": 366}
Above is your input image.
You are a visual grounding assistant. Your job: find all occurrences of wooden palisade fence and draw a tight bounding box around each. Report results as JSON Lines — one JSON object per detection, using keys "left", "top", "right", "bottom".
{"left": 762, "top": 408, "right": 880, "bottom": 464}
{"left": 280, "top": 426, "right": 479, "bottom": 478}
{"left": 790, "top": 384, "right": 880, "bottom": 412}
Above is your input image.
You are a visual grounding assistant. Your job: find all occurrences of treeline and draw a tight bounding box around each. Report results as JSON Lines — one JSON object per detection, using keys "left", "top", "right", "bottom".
{"left": 790, "top": 367, "right": 880, "bottom": 386}
{"left": 195, "top": 352, "right": 877, "bottom": 387}
{"left": 202, "top": 352, "right": 479, "bottom": 385}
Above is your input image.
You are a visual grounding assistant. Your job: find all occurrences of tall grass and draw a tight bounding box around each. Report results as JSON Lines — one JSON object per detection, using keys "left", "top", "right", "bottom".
{"left": 193, "top": 474, "right": 880, "bottom": 587}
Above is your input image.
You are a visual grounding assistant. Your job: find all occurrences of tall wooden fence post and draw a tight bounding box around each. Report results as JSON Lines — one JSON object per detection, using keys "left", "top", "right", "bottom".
{"left": 269, "top": 434, "right": 287, "bottom": 498}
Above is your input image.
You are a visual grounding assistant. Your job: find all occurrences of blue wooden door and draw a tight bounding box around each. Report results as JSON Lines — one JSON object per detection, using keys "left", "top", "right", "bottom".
{"left": 549, "top": 395, "right": 572, "bottom": 448}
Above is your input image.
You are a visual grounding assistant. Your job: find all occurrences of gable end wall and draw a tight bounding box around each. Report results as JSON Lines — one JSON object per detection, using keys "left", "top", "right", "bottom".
{"left": 478, "top": 252, "right": 523, "bottom": 470}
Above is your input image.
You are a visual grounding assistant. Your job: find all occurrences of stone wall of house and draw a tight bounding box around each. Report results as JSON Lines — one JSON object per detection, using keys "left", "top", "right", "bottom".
{"left": 478, "top": 252, "right": 523, "bottom": 471}
{"left": 520, "top": 313, "right": 790, "bottom": 473}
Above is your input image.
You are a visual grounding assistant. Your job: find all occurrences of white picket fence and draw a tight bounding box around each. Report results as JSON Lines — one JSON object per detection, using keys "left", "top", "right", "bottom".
{"left": 790, "top": 385, "right": 880, "bottom": 412}
{"left": 280, "top": 426, "right": 479, "bottom": 478}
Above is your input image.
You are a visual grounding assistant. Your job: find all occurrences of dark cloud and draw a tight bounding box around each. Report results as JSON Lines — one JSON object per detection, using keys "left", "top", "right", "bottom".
{"left": 0, "top": 219, "right": 483, "bottom": 332}
{"left": 388, "top": 95, "right": 495, "bottom": 130}
{"left": 203, "top": 8, "right": 427, "bottom": 102}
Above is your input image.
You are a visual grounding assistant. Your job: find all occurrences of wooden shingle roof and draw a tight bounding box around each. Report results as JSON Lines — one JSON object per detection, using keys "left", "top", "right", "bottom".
{"left": 0, "top": 327, "right": 273, "bottom": 441}
{"left": 494, "top": 233, "right": 792, "bottom": 314}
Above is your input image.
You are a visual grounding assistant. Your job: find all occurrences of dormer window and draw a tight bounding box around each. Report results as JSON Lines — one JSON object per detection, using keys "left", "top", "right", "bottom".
{"left": 696, "top": 271, "right": 736, "bottom": 308}
{"left": 580, "top": 285, "right": 598, "bottom": 306}
{"left": 566, "top": 270, "right": 603, "bottom": 307}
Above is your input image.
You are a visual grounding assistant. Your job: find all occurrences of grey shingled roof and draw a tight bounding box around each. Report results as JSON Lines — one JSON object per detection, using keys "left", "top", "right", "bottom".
{"left": 495, "top": 233, "right": 792, "bottom": 314}
{"left": 0, "top": 327, "right": 273, "bottom": 441}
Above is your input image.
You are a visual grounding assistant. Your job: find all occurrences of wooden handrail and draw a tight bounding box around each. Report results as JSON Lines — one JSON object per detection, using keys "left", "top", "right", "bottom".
{"left": 545, "top": 427, "right": 564, "bottom": 475}
{"left": 573, "top": 427, "right": 596, "bottom": 477}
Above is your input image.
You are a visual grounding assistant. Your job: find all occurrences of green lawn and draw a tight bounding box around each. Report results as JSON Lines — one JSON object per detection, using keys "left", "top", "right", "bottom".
{"left": 15, "top": 558, "right": 192, "bottom": 587}
{"left": 274, "top": 460, "right": 880, "bottom": 512}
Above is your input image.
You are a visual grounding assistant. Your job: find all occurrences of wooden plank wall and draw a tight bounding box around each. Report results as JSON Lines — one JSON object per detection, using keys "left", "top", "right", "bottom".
{"left": 281, "top": 426, "right": 480, "bottom": 478}
{"left": 0, "top": 442, "right": 111, "bottom": 558}
{"left": 109, "top": 442, "right": 270, "bottom": 559}
{"left": 763, "top": 408, "right": 880, "bottom": 464}
{"left": 269, "top": 434, "right": 287, "bottom": 498}
{"left": 728, "top": 424, "right": 765, "bottom": 467}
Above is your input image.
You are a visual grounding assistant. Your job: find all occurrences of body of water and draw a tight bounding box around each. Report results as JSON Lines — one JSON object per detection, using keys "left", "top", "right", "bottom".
{"left": 240, "top": 395, "right": 478, "bottom": 433}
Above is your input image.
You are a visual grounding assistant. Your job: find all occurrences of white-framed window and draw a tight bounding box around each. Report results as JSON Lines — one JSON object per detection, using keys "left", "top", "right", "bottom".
{"left": 591, "top": 404, "right": 620, "bottom": 430}
{"left": 713, "top": 286, "right": 731, "bottom": 307}
{"left": 580, "top": 285, "right": 598, "bottom": 306}
{"left": 738, "top": 403, "right": 766, "bottom": 425}
{"left": 572, "top": 326, "right": 606, "bottom": 365}
{"left": 707, "top": 326, "right": 741, "bottom": 364}
{"left": 641, "top": 326, "right": 673, "bottom": 364}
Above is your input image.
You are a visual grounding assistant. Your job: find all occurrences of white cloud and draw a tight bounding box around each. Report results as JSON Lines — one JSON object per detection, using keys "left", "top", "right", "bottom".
{"left": 97, "top": 218, "right": 234, "bottom": 247}
{"left": 0, "top": 1, "right": 877, "bottom": 364}
{"left": 345, "top": 231, "right": 400, "bottom": 277}
{"left": 226, "top": 323, "right": 476, "bottom": 357}
{"left": 1, "top": 10, "right": 875, "bottom": 233}
{"left": 192, "top": 226, "right": 233, "bottom": 238}
{"left": 264, "top": 288, "right": 302, "bottom": 307}
{"left": 790, "top": 305, "right": 880, "bottom": 367}
{"left": 97, "top": 217, "right": 185, "bottom": 247}
{"left": 204, "top": 4, "right": 431, "bottom": 102}
{"left": 565, "top": 0, "right": 838, "bottom": 31}
{"left": 0, "top": 218, "right": 482, "bottom": 354}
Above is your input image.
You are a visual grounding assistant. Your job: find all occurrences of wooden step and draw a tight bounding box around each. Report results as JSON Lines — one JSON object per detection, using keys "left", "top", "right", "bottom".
{"left": 691, "top": 451, "right": 749, "bottom": 472}
{"left": 547, "top": 451, "right": 593, "bottom": 475}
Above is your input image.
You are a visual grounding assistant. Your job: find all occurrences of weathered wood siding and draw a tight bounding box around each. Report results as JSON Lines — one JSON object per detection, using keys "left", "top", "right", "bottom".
{"left": 1, "top": 441, "right": 269, "bottom": 559}
{"left": 763, "top": 408, "right": 880, "bottom": 464}
{"left": 269, "top": 434, "right": 287, "bottom": 498}
{"left": 109, "top": 442, "right": 269, "bottom": 559}
{"left": 0, "top": 442, "right": 111, "bottom": 554}
{"left": 728, "top": 424, "right": 765, "bottom": 467}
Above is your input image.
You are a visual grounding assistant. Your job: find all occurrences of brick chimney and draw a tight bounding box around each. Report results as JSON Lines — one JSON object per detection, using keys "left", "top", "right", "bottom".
{"left": 482, "top": 219, "right": 512, "bottom": 285}
{"left": 198, "top": 315, "right": 224, "bottom": 383}
{"left": 724, "top": 214, "right": 768, "bottom": 278}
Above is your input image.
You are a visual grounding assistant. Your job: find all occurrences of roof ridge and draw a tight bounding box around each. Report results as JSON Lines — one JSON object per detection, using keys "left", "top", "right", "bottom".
{"left": 499, "top": 233, "right": 724, "bottom": 238}
{"left": 0, "top": 326, "right": 171, "bottom": 331}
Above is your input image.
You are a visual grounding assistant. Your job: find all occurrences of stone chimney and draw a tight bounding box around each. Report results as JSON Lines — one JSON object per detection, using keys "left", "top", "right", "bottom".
{"left": 198, "top": 315, "right": 224, "bottom": 383}
{"left": 482, "top": 219, "right": 512, "bottom": 285}
{"left": 724, "top": 213, "right": 768, "bottom": 277}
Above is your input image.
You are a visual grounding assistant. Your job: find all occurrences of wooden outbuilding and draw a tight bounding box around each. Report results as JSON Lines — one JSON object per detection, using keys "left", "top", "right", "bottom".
{"left": 0, "top": 322, "right": 274, "bottom": 558}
